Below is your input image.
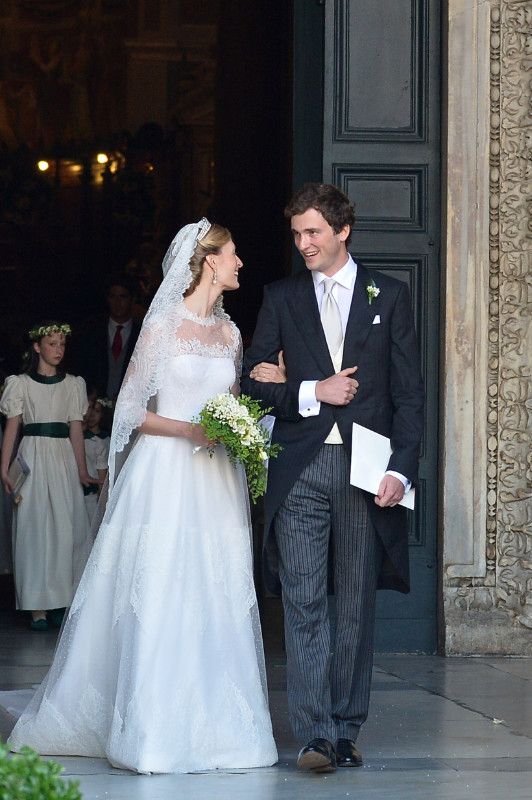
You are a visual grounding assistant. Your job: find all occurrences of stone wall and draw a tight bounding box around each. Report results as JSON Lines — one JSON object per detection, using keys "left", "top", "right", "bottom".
{"left": 443, "top": 0, "right": 531, "bottom": 654}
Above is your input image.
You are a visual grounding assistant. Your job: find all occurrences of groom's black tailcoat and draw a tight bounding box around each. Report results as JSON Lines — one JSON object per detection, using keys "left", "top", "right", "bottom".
{"left": 241, "top": 263, "right": 424, "bottom": 595}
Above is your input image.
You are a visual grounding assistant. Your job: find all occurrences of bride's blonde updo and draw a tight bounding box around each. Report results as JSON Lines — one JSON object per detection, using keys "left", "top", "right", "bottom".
{"left": 184, "top": 223, "right": 231, "bottom": 297}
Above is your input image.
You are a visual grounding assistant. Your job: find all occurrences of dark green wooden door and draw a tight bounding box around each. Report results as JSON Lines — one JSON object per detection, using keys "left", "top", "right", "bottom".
{"left": 294, "top": 0, "right": 441, "bottom": 652}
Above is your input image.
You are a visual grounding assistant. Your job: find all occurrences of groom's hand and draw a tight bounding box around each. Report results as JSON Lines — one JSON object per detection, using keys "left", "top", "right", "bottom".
{"left": 375, "top": 475, "right": 405, "bottom": 507}
{"left": 316, "top": 367, "right": 358, "bottom": 406}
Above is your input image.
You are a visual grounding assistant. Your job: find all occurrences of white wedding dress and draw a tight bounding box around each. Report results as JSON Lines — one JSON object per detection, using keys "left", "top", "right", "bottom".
{"left": 4, "top": 311, "right": 278, "bottom": 774}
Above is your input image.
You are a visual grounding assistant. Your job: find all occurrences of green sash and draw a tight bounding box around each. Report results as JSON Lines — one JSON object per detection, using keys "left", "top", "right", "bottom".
{"left": 23, "top": 422, "right": 69, "bottom": 438}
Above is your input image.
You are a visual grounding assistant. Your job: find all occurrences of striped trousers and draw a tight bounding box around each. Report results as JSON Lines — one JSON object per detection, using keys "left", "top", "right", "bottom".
{"left": 274, "top": 444, "right": 382, "bottom": 744}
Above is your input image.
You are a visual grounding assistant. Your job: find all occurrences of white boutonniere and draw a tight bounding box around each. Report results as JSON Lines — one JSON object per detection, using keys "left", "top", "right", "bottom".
{"left": 366, "top": 282, "right": 380, "bottom": 305}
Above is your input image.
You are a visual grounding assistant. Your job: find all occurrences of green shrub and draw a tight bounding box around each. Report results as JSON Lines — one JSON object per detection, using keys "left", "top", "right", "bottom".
{"left": 0, "top": 742, "right": 82, "bottom": 800}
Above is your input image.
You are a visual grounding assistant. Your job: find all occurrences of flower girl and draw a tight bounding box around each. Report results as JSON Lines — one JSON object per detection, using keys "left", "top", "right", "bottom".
{"left": 83, "top": 396, "right": 111, "bottom": 523}
{"left": 0, "top": 323, "right": 95, "bottom": 630}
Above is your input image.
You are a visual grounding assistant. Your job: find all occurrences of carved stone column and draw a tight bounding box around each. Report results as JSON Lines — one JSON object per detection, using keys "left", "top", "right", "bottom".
{"left": 443, "top": 0, "right": 531, "bottom": 654}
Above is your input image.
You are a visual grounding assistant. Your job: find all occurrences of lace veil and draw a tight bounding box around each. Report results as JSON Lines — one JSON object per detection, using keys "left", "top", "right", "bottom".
{"left": 108, "top": 218, "right": 213, "bottom": 492}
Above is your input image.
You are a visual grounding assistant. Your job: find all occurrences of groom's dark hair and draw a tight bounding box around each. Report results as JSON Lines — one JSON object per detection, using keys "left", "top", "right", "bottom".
{"left": 284, "top": 183, "right": 355, "bottom": 246}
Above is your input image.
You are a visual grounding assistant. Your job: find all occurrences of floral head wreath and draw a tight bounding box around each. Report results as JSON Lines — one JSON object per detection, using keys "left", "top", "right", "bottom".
{"left": 96, "top": 397, "right": 113, "bottom": 409}
{"left": 28, "top": 323, "right": 72, "bottom": 341}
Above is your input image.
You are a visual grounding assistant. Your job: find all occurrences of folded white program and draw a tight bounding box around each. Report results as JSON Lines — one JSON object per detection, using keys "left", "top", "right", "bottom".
{"left": 350, "top": 423, "right": 416, "bottom": 510}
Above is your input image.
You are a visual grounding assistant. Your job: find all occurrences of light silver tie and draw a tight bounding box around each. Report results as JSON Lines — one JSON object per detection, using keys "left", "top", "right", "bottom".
{"left": 320, "top": 278, "right": 343, "bottom": 355}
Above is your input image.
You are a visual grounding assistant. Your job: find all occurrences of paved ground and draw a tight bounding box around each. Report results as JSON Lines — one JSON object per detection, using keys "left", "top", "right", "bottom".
{"left": 1, "top": 604, "right": 531, "bottom": 799}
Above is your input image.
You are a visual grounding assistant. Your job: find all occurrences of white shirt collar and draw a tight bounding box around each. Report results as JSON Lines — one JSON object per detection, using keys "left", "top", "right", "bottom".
{"left": 313, "top": 254, "right": 357, "bottom": 291}
{"left": 109, "top": 317, "right": 133, "bottom": 331}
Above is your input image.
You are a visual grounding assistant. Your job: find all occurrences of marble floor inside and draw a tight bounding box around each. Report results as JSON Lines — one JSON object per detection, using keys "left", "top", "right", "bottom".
{"left": 1, "top": 603, "right": 531, "bottom": 800}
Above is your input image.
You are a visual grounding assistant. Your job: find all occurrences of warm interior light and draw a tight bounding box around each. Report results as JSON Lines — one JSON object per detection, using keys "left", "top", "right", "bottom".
{"left": 37, "top": 160, "right": 49, "bottom": 171}
{"left": 96, "top": 153, "right": 109, "bottom": 164}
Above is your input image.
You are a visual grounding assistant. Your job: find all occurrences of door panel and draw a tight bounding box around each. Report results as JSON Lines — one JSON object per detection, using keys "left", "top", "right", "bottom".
{"left": 333, "top": 0, "right": 426, "bottom": 140}
{"left": 322, "top": 0, "right": 441, "bottom": 652}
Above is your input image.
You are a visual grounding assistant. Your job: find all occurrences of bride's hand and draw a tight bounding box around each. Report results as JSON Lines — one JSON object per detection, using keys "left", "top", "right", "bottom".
{"left": 250, "top": 350, "right": 286, "bottom": 383}
{"left": 187, "top": 423, "right": 214, "bottom": 448}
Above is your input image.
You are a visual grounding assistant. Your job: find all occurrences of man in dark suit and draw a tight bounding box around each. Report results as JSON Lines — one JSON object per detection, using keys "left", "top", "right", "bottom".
{"left": 241, "top": 183, "right": 424, "bottom": 773}
{"left": 73, "top": 274, "right": 141, "bottom": 400}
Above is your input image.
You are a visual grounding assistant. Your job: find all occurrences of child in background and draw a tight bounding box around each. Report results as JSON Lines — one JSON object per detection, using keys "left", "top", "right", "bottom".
{"left": 0, "top": 371, "right": 13, "bottom": 576}
{"left": 0, "top": 322, "right": 96, "bottom": 630}
{"left": 83, "top": 396, "right": 111, "bottom": 523}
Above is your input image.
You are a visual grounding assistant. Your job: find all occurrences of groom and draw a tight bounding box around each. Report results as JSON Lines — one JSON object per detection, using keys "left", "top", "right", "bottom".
{"left": 241, "top": 183, "right": 424, "bottom": 772}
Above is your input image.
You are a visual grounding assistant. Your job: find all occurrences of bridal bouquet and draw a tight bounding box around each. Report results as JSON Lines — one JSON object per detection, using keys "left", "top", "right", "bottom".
{"left": 196, "top": 393, "right": 281, "bottom": 502}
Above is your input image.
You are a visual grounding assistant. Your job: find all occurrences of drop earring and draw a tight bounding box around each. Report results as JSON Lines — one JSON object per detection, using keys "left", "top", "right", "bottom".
{"left": 212, "top": 269, "right": 217, "bottom": 285}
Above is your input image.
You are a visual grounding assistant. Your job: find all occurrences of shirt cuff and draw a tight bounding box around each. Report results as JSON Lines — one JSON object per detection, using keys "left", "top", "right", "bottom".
{"left": 298, "top": 381, "right": 321, "bottom": 417}
{"left": 385, "top": 470, "right": 411, "bottom": 493}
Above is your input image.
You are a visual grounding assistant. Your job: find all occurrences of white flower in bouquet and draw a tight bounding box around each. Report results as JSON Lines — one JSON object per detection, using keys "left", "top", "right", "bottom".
{"left": 196, "top": 392, "right": 281, "bottom": 502}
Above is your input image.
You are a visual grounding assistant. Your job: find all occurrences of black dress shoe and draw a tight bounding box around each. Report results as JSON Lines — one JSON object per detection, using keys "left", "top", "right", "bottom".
{"left": 335, "top": 738, "right": 363, "bottom": 767}
{"left": 297, "top": 738, "right": 336, "bottom": 773}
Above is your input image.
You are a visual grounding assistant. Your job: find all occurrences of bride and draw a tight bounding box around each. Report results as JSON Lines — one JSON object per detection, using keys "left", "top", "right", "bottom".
{"left": 4, "top": 219, "right": 278, "bottom": 773}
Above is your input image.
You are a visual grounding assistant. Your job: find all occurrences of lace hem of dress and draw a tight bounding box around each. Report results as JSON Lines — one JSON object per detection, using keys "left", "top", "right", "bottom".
{"left": 8, "top": 688, "right": 109, "bottom": 758}
{"left": 9, "top": 666, "right": 277, "bottom": 772}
